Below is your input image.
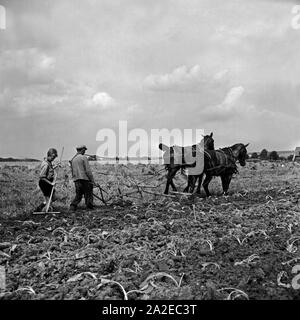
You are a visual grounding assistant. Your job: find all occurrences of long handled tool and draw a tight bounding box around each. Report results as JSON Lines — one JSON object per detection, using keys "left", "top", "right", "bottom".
{"left": 34, "top": 147, "right": 64, "bottom": 215}
{"left": 45, "top": 146, "right": 64, "bottom": 213}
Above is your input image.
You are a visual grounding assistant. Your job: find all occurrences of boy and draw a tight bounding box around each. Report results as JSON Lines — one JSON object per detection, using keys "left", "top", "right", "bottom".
{"left": 35, "top": 148, "right": 59, "bottom": 212}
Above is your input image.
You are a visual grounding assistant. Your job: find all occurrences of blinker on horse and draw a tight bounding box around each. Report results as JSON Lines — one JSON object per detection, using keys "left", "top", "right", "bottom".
{"left": 159, "top": 132, "right": 215, "bottom": 194}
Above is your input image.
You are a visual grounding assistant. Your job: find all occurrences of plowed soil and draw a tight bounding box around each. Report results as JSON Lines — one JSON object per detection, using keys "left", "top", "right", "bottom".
{"left": 1, "top": 161, "right": 300, "bottom": 300}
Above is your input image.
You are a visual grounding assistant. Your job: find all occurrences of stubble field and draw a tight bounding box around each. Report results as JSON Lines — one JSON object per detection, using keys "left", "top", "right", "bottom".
{"left": 0, "top": 160, "right": 300, "bottom": 300}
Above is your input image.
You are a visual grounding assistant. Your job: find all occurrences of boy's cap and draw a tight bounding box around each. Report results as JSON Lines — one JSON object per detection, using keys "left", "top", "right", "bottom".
{"left": 47, "top": 148, "right": 58, "bottom": 156}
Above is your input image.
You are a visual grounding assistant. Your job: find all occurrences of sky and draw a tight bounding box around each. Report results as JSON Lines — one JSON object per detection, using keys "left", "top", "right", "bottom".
{"left": 0, "top": 0, "right": 300, "bottom": 159}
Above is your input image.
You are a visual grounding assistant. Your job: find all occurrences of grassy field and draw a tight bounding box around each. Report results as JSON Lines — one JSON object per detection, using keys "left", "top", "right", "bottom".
{"left": 1, "top": 160, "right": 300, "bottom": 300}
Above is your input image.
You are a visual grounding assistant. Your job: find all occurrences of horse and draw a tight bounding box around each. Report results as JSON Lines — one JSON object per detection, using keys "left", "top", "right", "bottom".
{"left": 159, "top": 132, "right": 214, "bottom": 194}
{"left": 184, "top": 143, "right": 249, "bottom": 196}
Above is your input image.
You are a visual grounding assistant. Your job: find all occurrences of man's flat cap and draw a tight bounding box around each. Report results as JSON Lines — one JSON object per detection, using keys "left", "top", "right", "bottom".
{"left": 76, "top": 145, "right": 87, "bottom": 150}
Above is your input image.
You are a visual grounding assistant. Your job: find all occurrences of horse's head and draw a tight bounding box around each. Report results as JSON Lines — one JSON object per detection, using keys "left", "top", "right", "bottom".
{"left": 203, "top": 132, "right": 214, "bottom": 151}
{"left": 231, "top": 143, "right": 249, "bottom": 166}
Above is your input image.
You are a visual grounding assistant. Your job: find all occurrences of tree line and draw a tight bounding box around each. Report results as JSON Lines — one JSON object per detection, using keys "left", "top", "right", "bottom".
{"left": 250, "top": 149, "right": 293, "bottom": 161}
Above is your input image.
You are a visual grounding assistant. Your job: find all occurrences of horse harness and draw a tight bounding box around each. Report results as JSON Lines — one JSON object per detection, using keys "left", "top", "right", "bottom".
{"left": 206, "top": 147, "right": 238, "bottom": 175}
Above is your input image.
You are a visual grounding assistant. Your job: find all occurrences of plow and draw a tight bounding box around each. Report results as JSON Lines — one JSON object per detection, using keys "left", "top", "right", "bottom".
{"left": 89, "top": 164, "right": 184, "bottom": 207}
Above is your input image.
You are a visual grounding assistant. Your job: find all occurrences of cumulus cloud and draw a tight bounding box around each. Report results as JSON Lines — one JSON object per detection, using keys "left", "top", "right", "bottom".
{"left": 144, "top": 65, "right": 229, "bottom": 92}
{"left": 214, "top": 22, "right": 275, "bottom": 45}
{"left": 88, "top": 92, "right": 116, "bottom": 109}
{"left": 1, "top": 0, "right": 299, "bottom": 157}
{"left": 222, "top": 86, "right": 245, "bottom": 108}
{"left": 0, "top": 48, "right": 56, "bottom": 89}
{"left": 0, "top": 48, "right": 69, "bottom": 116}
{"left": 200, "top": 86, "right": 246, "bottom": 121}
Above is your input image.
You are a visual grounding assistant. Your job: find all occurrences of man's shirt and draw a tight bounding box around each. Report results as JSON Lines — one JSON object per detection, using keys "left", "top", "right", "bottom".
{"left": 70, "top": 154, "right": 94, "bottom": 182}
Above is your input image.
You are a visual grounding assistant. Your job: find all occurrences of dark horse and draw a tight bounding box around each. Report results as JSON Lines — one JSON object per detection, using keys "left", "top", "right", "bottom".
{"left": 159, "top": 133, "right": 214, "bottom": 194}
{"left": 184, "top": 143, "right": 249, "bottom": 196}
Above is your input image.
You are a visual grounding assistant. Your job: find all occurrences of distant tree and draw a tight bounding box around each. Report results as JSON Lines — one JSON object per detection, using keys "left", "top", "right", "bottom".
{"left": 260, "top": 149, "right": 268, "bottom": 160}
{"left": 269, "top": 151, "right": 279, "bottom": 161}
{"left": 251, "top": 152, "right": 258, "bottom": 159}
{"left": 287, "top": 154, "right": 294, "bottom": 161}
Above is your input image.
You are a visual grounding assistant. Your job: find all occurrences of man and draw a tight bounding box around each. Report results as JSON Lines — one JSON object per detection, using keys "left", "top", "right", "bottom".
{"left": 35, "top": 148, "right": 58, "bottom": 212}
{"left": 69, "top": 145, "right": 95, "bottom": 211}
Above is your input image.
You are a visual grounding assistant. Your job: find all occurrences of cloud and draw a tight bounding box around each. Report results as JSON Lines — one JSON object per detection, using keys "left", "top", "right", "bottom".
{"left": 0, "top": 48, "right": 69, "bottom": 116}
{"left": 144, "top": 65, "right": 229, "bottom": 92}
{"left": 212, "top": 85, "right": 245, "bottom": 113}
{"left": 200, "top": 86, "right": 246, "bottom": 121}
{"left": 0, "top": 48, "right": 56, "bottom": 89}
{"left": 222, "top": 86, "right": 245, "bottom": 107}
{"left": 88, "top": 92, "right": 116, "bottom": 109}
{"left": 127, "top": 104, "right": 140, "bottom": 113}
{"left": 0, "top": 0, "right": 299, "bottom": 157}
{"left": 213, "top": 20, "right": 286, "bottom": 45}
{"left": 0, "top": 76, "right": 98, "bottom": 116}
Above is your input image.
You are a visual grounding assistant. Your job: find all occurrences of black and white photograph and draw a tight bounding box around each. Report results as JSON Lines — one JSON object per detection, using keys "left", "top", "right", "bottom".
{"left": 1, "top": 0, "right": 300, "bottom": 306}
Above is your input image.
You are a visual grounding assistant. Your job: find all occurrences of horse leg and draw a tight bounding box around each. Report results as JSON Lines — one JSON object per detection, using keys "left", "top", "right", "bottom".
{"left": 196, "top": 174, "right": 204, "bottom": 194}
{"left": 203, "top": 174, "right": 213, "bottom": 197}
{"left": 170, "top": 178, "right": 177, "bottom": 191}
{"left": 221, "top": 174, "right": 232, "bottom": 195}
{"left": 190, "top": 175, "right": 198, "bottom": 193}
{"left": 164, "top": 168, "right": 178, "bottom": 194}
{"left": 170, "top": 167, "right": 180, "bottom": 191}
{"left": 183, "top": 176, "right": 190, "bottom": 193}
{"left": 164, "top": 170, "right": 171, "bottom": 194}
{"left": 184, "top": 175, "right": 194, "bottom": 193}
